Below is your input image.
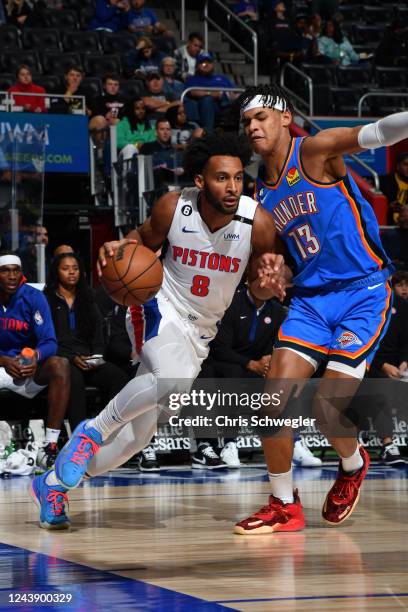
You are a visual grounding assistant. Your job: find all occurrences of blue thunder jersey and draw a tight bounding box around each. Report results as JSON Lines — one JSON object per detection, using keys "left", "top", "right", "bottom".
{"left": 255, "top": 137, "right": 392, "bottom": 291}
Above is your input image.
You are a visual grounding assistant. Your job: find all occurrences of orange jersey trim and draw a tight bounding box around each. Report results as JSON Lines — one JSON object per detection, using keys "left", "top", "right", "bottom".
{"left": 340, "top": 182, "right": 383, "bottom": 269}
{"left": 278, "top": 331, "right": 329, "bottom": 354}
{"left": 258, "top": 139, "right": 296, "bottom": 192}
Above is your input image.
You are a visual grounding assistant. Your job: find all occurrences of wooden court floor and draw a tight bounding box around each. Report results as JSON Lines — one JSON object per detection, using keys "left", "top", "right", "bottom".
{"left": 0, "top": 464, "right": 406, "bottom": 611}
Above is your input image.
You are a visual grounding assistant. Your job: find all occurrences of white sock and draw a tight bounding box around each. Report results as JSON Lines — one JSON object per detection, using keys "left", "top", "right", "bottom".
{"left": 45, "top": 469, "right": 65, "bottom": 489}
{"left": 268, "top": 469, "right": 294, "bottom": 504}
{"left": 341, "top": 444, "right": 363, "bottom": 473}
{"left": 44, "top": 428, "right": 60, "bottom": 445}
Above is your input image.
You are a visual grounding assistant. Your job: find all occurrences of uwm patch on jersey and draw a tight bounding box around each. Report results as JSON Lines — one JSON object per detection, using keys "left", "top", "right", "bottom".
{"left": 286, "top": 167, "right": 301, "bottom": 187}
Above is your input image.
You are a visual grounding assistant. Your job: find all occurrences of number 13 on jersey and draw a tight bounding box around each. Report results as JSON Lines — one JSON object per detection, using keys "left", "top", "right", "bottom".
{"left": 288, "top": 223, "right": 320, "bottom": 259}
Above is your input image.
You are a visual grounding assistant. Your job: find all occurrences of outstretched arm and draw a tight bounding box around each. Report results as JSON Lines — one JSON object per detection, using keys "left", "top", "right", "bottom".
{"left": 302, "top": 111, "right": 408, "bottom": 182}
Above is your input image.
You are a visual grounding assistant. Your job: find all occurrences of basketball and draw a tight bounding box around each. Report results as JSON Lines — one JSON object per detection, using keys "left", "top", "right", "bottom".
{"left": 100, "top": 242, "right": 163, "bottom": 306}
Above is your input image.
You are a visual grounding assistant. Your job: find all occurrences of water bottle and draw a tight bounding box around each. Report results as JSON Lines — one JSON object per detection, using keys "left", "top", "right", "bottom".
{"left": 13, "top": 347, "right": 36, "bottom": 386}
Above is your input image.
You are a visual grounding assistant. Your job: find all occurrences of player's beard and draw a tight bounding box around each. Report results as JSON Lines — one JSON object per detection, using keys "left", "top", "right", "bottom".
{"left": 204, "top": 184, "right": 239, "bottom": 216}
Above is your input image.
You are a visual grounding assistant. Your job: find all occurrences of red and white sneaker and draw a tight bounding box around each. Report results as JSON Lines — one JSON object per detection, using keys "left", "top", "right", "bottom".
{"left": 234, "top": 490, "right": 305, "bottom": 535}
{"left": 322, "top": 445, "right": 370, "bottom": 526}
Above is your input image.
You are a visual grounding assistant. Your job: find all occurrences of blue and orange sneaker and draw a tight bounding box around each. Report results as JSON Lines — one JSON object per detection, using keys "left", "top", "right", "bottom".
{"left": 322, "top": 445, "right": 370, "bottom": 525}
{"left": 55, "top": 420, "right": 102, "bottom": 489}
{"left": 30, "top": 470, "right": 70, "bottom": 530}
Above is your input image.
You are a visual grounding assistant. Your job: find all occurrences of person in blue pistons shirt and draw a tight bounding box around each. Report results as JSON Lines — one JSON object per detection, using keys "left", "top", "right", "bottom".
{"left": 235, "top": 84, "right": 408, "bottom": 535}
{"left": 0, "top": 251, "right": 70, "bottom": 469}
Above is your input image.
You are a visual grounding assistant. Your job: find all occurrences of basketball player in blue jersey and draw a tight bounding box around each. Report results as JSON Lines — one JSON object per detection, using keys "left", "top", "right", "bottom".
{"left": 30, "top": 131, "right": 286, "bottom": 530}
{"left": 234, "top": 85, "right": 408, "bottom": 534}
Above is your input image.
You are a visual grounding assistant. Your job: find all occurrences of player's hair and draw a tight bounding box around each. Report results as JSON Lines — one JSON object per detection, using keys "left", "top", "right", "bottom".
{"left": 183, "top": 130, "right": 252, "bottom": 177}
{"left": 392, "top": 270, "right": 408, "bottom": 286}
{"left": 0, "top": 250, "right": 16, "bottom": 258}
{"left": 44, "top": 253, "right": 96, "bottom": 343}
{"left": 238, "top": 84, "right": 294, "bottom": 115}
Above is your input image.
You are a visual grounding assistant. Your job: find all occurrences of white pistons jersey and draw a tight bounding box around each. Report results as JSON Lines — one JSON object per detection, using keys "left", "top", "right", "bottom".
{"left": 161, "top": 187, "right": 257, "bottom": 340}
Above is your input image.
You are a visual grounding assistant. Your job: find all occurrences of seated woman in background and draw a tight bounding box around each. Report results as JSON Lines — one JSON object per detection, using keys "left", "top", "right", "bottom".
{"left": 117, "top": 98, "right": 156, "bottom": 159}
{"left": 44, "top": 253, "right": 130, "bottom": 429}
{"left": 8, "top": 65, "right": 47, "bottom": 113}
{"left": 164, "top": 104, "right": 202, "bottom": 150}
{"left": 318, "top": 19, "right": 370, "bottom": 66}
{"left": 126, "top": 36, "right": 165, "bottom": 78}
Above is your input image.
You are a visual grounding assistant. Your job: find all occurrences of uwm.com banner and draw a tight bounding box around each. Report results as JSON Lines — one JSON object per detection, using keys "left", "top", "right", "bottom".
{"left": 0, "top": 112, "right": 89, "bottom": 173}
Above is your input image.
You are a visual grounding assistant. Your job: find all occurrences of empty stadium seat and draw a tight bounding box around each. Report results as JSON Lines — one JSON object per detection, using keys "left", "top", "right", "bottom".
{"left": 78, "top": 6, "right": 96, "bottom": 30}
{"left": 0, "top": 73, "right": 15, "bottom": 91}
{"left": 337, "top": 65, "right": 373, "bottom": 88}
{"left": 41, "top": 51, "right": 82, "bottom": 75}
{"left": 22, "top": 28, "right": 61, "bottom": 51}
{"left": 329, "top": 86, "right": 366, "bottom": 116}
{"left": 119, "top": 79, "right": 145, "bottom": 100}
{"left": 81, "top": 77, "right": 103, "bottom": 99}
{"left": 0, "top": 50, "right": 41, "bottom": 74}
{"left": 301, "top": 63, "right": 338, "bottom": 86}
{"left": 0, "top": 25, "right": 21, "bottom": 50}
{"left": 44, "top": 9, "right": 78, "bottom": 31}
{"left": 62, "top": 31, "right": 101, "bottom": 54}
{"left": 34, "top": 75, "right": 62, "bottom": 93}
{"left": 82, "top": 54, "right": 122, "bottom": 77}
{"left": 353, "top": 25, "right": 383, "bottom": 45}
{"left": 363, "top": 6, "right": 391, "bottom": 25}
{"left": 375, "top": 66, "right": 407, "bottom": 89}
{"left": 100, "top": 33, "right": 138, "bottom": 55}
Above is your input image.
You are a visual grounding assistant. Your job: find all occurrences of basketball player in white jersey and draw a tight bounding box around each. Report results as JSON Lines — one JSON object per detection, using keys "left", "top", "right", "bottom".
{"left": 31, "top": 131, "right": 286, "bottom": 529}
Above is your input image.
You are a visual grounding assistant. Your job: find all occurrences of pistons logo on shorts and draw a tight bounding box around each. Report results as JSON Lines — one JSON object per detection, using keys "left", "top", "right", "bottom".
{"left": 336, "top": 330, "right": 362, "bottom": 348}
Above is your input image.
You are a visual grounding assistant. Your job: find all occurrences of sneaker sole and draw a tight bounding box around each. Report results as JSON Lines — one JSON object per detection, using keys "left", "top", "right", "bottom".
{"left": 29, "top": 482, "right": 70, "bottom": 531}
{"left": 139, "top": 467, "right": 160, "bottom": 472}
{"left": 191, "top": 463, "right": 228, "bottom": 470}
{"left": 234, "top": 519, "right": 305, "bottom": 535}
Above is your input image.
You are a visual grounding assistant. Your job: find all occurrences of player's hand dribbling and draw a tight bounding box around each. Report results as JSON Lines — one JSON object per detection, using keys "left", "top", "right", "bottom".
{"left": 97, "top": 238, "right": 138, "bottom": 277}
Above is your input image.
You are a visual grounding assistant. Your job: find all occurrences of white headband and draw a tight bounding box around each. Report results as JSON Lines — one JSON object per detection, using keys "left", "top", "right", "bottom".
{"left": 240, "top": 94, "right": 287, "bottom": 118}
{"left": 0, "top": 255, "right": 22, "bottom": 268}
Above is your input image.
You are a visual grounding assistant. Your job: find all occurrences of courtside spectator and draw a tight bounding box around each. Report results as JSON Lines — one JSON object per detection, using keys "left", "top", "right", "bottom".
{"left": 89, "top": 74, "right": 126, "bottom": 124}
{"left": 184, "top": 53, "right": 235, "bottom": 130}
{"left": 6, "top": 0, "right": 31, "bottom": 27}
{"left": 380, "top": 153, "right": 408, "bottom": 224}
{"left": 318, "top": 19, "right": 366, "bottom": 66}
{"left": 125, "top": 0, "right": 174, "bottom": 52}
{"left": 8, "top": 65, "right": 47, "bottom": 114}
{"left": 50, "top": 66, "right": 89, "bottom": 115}
{"left": 89, "top": 0, "right": 129, "bottom": 33}
{"left": 139, "top": 118, "right": 183, "bottom": 187}
{"left": 126, "top": 35, "right": 165, "bottom": 77}
{"left": 161, "top": 56, "right": 184, "bottom": 99}
{"left": 394, "top": 271, "right": 408, "bottom": 301}
{"left": 44, "top": 253, "right": 129, "bottom": 429}
{"left": 0, "top": 250, "right": 70, "bottom": 469}
{"left": 141, "top": 72, "right": 180, "bottom": 122}
{"left": 117, "top": 98, "right": 155, "bottom": 159}
{"left": 175, "top": 32, "right": 204, "bottom": 80}
{"left": 164, "top": 104, "right": 201, "bottom": 150}
{"left": 17, "top": 224, "right": 50, "bottom": 283}
{"left": 381, "top": 207, "right": 408, "bottom": 271}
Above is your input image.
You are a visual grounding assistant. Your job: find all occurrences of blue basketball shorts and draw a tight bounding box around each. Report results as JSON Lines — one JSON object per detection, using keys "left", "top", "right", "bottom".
{"left": 275, "top": 281, "right": 392, "bottom": 366}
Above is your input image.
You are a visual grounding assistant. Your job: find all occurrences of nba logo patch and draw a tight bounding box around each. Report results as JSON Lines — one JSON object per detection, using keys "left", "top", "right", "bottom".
{"left": 286, "top": 167, "right": 301, "bottom": 187}
{"left": 336, "top": 331, "right": 362, "bottom": 348}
